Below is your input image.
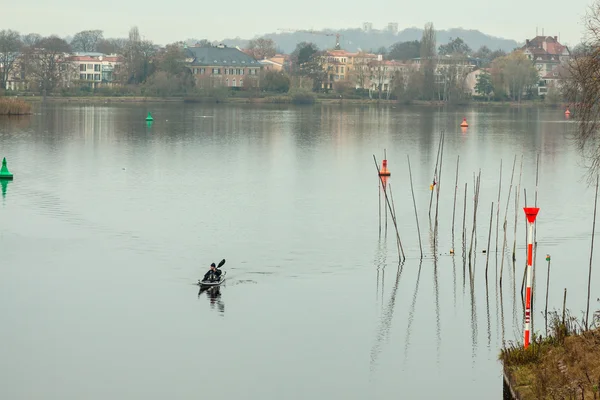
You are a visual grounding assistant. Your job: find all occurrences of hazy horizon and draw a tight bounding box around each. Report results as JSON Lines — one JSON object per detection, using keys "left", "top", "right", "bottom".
{"left": 4, "top": 0, "right": 592, "bottom": 47}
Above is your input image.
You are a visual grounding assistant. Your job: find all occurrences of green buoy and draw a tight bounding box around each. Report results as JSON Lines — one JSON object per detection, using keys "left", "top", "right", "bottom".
{"left": 0, "top": 157, "right": 13, "bottom": 180}
{"left": 145, "top": 112, "right": 154, "bottom": 121}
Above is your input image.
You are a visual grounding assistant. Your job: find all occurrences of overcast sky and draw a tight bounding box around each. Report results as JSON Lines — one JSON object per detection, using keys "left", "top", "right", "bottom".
{"left": 3, "top": 0, "right": 594, "bottom": 46}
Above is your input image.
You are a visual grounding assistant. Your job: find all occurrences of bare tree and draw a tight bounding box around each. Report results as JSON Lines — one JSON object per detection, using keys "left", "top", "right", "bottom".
{"left": 24, "top": 36, "right": 71, "bottom": 99}
{"left": 246, "top": 37, "right": 276, "bottom": 60}
{"left": 351, "top": 53, "right": 370, "bottom": 89}
{"left": 71, "top": 30, "right": 103, "bottom": 52}
{"left": 21, "top": 33, "right": 41, "bottom": 47}
{"left": 491, "top": 51, "right": 538, "bottom": 102}
{"left": 564, "top": 1, "right": 600, "bottom": 181}
{"left": 369, "top": 59, "right": 387, "bottom": 99}
{"left": 97, "top": 38, "right": 126, "bottom": 55}
{"left": 420, "top": 22, "right": 437, "bottom": 100}
{"left": 0, "top": 30, "right": 22, "bottom": 89}
{"left": 121, "top": 27, "right": 156, "bottom": 84}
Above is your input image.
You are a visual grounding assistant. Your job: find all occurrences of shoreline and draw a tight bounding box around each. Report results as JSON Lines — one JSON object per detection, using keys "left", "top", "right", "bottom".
{"left": 6, "top": 95, "right": 568, "bottom": 109}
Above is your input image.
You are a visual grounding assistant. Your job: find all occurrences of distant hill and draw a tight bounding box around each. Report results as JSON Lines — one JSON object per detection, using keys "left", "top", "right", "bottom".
{"left": 221, "top": 27, "right": 522, "bottom": 54}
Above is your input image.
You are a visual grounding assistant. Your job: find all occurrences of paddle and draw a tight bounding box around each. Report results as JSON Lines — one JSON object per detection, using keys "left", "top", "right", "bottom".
{"left": 216, "top": 259, "right": 226, "bottom": 269}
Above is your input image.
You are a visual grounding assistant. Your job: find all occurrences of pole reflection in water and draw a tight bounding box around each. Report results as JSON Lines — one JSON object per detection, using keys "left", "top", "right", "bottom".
{"left": 404, "top": 260, "right": 423, "bottom": 365}
{"left": 198, "top": 286, "right": 225, "bottom": 315}
{"left": 370, "top": 261, "right": 404, "bottom": 374}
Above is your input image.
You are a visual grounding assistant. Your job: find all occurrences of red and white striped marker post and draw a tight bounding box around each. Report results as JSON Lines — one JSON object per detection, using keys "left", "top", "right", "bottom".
{"left": 523, "top": 207, "right": 540, "bottom": 349}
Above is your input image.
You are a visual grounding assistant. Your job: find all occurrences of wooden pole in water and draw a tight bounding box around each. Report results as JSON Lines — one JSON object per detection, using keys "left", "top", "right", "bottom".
{"left": 434, "top": 131, "right": 445, "bottom": 232}
{"left": 585, "top": 174, "right": 599, "bottom": 330}
{"left": 407, "top": 155, "right": 423, "bottom": 259}
{"left": 452, "top": 155, "right": 460, "bottom": 245}
{"left": 429, "top": 134, "right": 443, "bottom": 218}
{"left": 462, "top": 182, "right": 468, "bottom": 252}
{"left": 469, "top": 171, "right": 481, "bottom": 267}
{"left": 389, "top": 183, "right": 401, "bottom": 261}
{"left": 500, "top": 155, "right": 517, "bottom": 286}
{"left": 544, "top": 254, "right": 551, "bottom": 336}
{"left": 379, "top": 177, "right": 382, "bottom": 236}
{"left": 373, "top": 155, "right": 405, "bottom": 262}
{"left": 495, "top": 159, "right": 503, "bottom": 256}
{"left": 512, "top": 155, "right": 524, "bottom": 261}
{"left": 486, "top": 201, "right": 494, "bottom": 280}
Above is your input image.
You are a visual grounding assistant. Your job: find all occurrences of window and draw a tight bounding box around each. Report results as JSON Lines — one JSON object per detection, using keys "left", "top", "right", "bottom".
{"left": 225, "top": 78, "right": 229, "bottom": 86}
{"left": 212, "top": 68, "right": 220, "bottom": 74}
{"left": 341, "top": 66, "right": 344, "bottom": 73}
{"left": 79, "top": 64, "right": 86, "bottom": 71}
{"left": 225, "top": 69, "right": 228, "bottom": 75}
{"left": 230, "top": 68, "right": 234, "bottom": 75}
{"left": 232, "top": 79, "right": 236, "bottom": 87}
{"left": 240, "top": 79, "right": 243, "bottom": 87}
{"left": 79, "top": 74, "right": 86, "bottom": 80}
{"left": 94, "top": 64, "right": 101, "bottom": 72}
{"left": 193, "top": 68, "right": 197, "bottom": 74}
{"left": 200, "top": 68, "right": 205, "bottom": 74}
{"left": 94, "top": 74, "right": 100, "bottom": 81}
{"left": 87, "top": 64, "right": 93, "bottom": 69}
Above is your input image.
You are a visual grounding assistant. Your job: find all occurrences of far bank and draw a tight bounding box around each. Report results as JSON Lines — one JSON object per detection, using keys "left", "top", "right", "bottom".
{"left": 13, "top": 95, "right": 570, "bottom": 109}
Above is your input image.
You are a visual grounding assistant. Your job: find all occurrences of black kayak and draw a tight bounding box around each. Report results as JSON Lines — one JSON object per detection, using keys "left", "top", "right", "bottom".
{"left": 198, "top": 271, "right": 226, "bottom": 287}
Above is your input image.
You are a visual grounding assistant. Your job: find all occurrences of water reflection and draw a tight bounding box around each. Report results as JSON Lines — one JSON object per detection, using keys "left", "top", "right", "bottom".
{"left": 370, "top": 261, "right": 403, "bottom": 373}
{"left": 404, "top": 260, "right": 423, "bottom": 365}
{"left": 1, "top": 179, "right": 8, "bottom": 202}
{"left": 198, "top": 285, "right": 225, "bottom": 315}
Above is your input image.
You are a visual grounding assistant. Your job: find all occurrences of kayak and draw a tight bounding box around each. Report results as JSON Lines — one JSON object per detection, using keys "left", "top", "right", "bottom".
{"left": 198, "top": 271, "right": 226, "bottom": 287}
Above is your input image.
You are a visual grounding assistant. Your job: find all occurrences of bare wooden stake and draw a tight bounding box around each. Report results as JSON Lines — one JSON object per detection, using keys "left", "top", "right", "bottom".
{"left": 562, "top": 288, "right": 567, "bottom": 325}
{"left": 378, "top": 178, "right": 382, "bottom": 236}
{"left": 462, "top": 182, "right": 468, "bottom": 253}
{"left": 495, "top": 159, "right": 503, "bottom": 257}
{"left": 407, "top": 155, "right": 423, "bottom": 259}
{"left": 429, "top": 134, "right": 443, "bottom": 218}
{"left": 434, "top": 131, "right": 445, "bottom": 233}
{"left": 585, "top": 174, "right": 599, "bottom": 330}
{"left": 500, "top": 155, "right": 517, "bottom": 287}
{"left": 544, "top": 255, "right": 551, "bottom": 336}
{"left": 469, "top": 171, "right": 481, "bottom": 267}
{"left": 452, "top": 155, "right": 460, "bottom": 245}
{"left": 485, "top": 201, "right": 494, "bottom": 280}
{"left": 512, "top": 154, "right": 524, "bottom": 261}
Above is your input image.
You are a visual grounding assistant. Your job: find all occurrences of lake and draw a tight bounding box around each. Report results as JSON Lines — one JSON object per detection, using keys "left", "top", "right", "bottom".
{"left": 0, "top": 102, "right": 597, "bottom": 399}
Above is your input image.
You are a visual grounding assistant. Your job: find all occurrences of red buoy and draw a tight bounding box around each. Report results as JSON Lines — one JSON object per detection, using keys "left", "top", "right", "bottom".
{"left": 460, "top": 118, "right": 468, "bottom": 128}
{"left": 379, "top": 159, "right": 391, "bottom": 177}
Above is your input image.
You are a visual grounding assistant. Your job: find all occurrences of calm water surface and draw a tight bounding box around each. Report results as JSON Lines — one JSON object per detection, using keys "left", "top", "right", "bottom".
{"left": 1, "top": 103, "right": 597, "bottom": 399}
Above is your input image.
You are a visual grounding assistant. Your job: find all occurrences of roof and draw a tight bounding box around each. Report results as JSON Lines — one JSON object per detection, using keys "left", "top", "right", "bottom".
{"left": 70, "top": 55, "right": 120, "bottom": 62}
{"left": 259, "top": 59, "right": 283, "bottom": 67}
{"left": 185, "top": 45, "right": 260, "bottom": 67}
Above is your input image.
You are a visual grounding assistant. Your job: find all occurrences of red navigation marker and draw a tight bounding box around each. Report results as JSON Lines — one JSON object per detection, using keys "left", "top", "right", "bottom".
{"left": 524, "top": 207, "right": 540, "bottom": 224}
{"left": 523, "top": 206, "right": 540, "bottom": 349}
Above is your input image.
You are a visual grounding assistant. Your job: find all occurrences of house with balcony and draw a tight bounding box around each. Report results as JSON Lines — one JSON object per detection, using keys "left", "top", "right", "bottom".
{"left": 69, "top": 53, "right": 121, "bottom": 88}
{"left": 185, "top": 44, "right": 262, "bottom": 88}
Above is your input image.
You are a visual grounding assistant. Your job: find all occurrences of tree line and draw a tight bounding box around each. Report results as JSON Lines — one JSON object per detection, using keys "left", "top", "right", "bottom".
{"left": 0, "top": 25, "right": 554, "bottom": 102}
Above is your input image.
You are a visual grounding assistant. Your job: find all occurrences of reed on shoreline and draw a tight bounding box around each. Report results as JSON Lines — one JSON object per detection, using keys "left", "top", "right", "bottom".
{"left": 0, "top": 98, "right": 32, "bottom": 115}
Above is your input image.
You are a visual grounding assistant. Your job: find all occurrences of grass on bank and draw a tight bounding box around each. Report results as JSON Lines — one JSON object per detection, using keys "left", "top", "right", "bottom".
{"left": 501, "top": 309, "right": 600, "bottom": 399}
{"left": 0, "top": 98, "right": 32, "bottom": 115}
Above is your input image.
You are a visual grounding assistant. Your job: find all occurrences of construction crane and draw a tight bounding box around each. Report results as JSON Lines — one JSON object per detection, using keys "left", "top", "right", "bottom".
{"left": 277, "top": 29, "right": 342, "bottom": 50}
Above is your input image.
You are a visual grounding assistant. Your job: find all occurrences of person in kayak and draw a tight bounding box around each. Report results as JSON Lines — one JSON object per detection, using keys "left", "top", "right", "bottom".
{"left": 203, "top": 263, "right": 222, "bottom": 282}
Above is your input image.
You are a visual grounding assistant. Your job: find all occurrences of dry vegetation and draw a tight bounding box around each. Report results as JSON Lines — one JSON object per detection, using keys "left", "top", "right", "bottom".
{"left": 0, "top": 98, "right": 32, "bottom": 115}
{"left": 501, "top": 310, "right": 600, "bottom": 399}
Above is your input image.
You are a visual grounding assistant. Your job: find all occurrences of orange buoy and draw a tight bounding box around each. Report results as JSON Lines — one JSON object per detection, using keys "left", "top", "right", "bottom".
{"left": 565, "top": 108, "right": 571, "bottom": 117}
{"left": 379, "top": 159, "right": 391, "bottom": 177}
{"left": 460, "top": 117, "right": 468, "bottom": 128}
